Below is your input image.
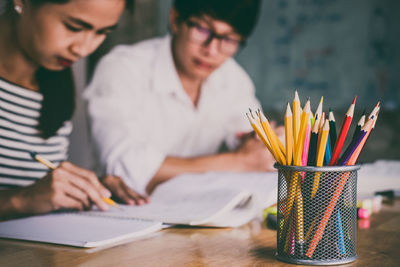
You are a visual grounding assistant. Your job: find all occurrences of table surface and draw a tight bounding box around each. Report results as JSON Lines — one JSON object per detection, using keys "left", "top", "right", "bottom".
{"left": 0, "top": 199, "right": 399, "bottom": 267}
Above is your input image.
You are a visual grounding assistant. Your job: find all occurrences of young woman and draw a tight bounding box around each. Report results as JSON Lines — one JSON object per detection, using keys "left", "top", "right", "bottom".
{"left": 85, "top": 0, "right": 279, "bottom": 195}
{"left": 0, "top": 0, "right": 148, "bottom": 218}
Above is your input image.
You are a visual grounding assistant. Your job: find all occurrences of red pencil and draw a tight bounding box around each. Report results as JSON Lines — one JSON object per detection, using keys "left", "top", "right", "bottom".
{"left": 328, "top": 96, "right": 356, "bottom": 166}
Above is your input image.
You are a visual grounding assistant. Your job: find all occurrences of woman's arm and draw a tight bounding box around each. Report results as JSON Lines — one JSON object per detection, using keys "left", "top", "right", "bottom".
{"left": 0, "top": 162, "right": 112, "bottom": 219}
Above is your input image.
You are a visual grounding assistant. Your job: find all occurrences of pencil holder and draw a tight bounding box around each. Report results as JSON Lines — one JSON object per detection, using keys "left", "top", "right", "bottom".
{"left": 275, "top": 164, "right": 360, "bottom": 265}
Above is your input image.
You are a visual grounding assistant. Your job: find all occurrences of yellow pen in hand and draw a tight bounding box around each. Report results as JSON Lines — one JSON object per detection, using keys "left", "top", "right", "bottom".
{"left": 29, "top": 151, "right": 119, "bottom": 209}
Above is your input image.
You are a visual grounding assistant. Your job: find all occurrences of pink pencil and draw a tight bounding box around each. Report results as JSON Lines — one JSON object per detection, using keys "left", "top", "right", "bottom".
{"left": 301, "top": 117, "right": 312, "bottom": 167}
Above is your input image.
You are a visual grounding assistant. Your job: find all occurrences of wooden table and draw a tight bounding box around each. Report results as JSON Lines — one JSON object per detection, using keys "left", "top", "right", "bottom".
{"left": 0, "top": 199, "right": 399, "bottom": 267}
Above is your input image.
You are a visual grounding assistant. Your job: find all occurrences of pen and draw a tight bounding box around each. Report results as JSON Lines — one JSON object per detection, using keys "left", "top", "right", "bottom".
{"left": 29, "top": 151, "right": 119, "bottom": 209}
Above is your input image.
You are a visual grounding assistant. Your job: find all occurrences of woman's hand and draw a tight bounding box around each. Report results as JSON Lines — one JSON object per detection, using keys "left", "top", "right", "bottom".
{"left": 102, "top": 175, "right": 150, "bottom": 205}
{"left": 14, "top": 162, "right": 111, "bottom": 215}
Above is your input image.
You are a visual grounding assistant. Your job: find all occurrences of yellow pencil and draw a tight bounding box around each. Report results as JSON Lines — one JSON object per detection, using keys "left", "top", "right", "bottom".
{"left": 294, "top": 99, "right": 310, "bottom": 166}
{"left": 311, "top": 119, "right": 330, "bottom": 198}
{"left": 292, "top": 91, "right": 301, "bottom": 150}
{"left": 285, "top": 103, "right": 293, "bottom": 166}
{"left": 295, "top": 188, "right": 304, "bottom": 252}
{"left": 258, "top": 109, "right": 286, "bottom": 157}
{"left": 29, "top": 152, "right": 119, "bottom": 208}
{"left": 258, "top": 111, "right": 287, "bottom": 165}
{"left": 246, "top": 112, "right": 275, "bottom": 158}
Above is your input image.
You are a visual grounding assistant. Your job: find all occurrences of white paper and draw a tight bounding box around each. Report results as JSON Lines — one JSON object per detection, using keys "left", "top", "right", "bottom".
{"left": 357, "top": 160, "right": 400, "bottom": 197}
{"left": 0, "top": 213, "right": 162, "bottom": 247}
{"left": 86, "top": 171, "right": 277, "bottom": 227}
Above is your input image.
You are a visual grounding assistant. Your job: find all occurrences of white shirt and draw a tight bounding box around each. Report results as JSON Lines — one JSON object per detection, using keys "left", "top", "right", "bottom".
{"left": 84, "top": 36, "right": 261, "bottom": 194}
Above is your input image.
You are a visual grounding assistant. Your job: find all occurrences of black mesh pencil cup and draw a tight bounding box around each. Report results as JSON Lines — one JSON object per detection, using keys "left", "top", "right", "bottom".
{"left": 275, "top": 164, "right": 360, "bottom": 265}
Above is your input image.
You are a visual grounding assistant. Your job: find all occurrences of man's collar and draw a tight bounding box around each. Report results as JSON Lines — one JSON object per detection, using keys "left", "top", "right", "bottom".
{"left": 152, "top": 35, "right": 185, "bottom": 96}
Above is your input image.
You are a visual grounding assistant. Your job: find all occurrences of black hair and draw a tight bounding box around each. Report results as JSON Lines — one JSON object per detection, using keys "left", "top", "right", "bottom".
{"left": 36, "top": 68, "right": 75, "bottom": 139}
{"left": 4, "top": 0, "right": 134, "bottom": 138}
{"left": 173, "top": 0, "right": 261, "bottom": 39}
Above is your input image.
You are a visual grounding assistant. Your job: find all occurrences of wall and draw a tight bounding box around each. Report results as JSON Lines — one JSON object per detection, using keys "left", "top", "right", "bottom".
{"left": 68, "top": 0, "right": 400, "bottom": 167}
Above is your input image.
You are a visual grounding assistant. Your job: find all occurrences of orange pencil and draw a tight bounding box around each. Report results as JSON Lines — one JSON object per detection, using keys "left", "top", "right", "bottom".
{"left": 306, "top": 115, "right": 375, "bottom": 258}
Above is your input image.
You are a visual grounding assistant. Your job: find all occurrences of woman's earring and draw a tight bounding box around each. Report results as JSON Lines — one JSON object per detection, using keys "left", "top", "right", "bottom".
{"left": 14, "top": 5, "right": 22, "bottom": 14}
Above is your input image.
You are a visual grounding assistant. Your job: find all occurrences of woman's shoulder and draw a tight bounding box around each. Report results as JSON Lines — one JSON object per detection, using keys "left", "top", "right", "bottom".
{"left": 0, "top": 77, "right": 43, "bottom": 102}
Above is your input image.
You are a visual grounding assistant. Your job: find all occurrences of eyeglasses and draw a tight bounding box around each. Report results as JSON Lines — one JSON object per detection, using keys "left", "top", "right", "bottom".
{"left": 185, "top": 20, "right": 244, "bottom": 55}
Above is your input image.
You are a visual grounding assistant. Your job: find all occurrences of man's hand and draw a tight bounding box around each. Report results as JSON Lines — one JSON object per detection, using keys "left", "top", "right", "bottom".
{"left": 102, "top": 175, "right": 150, "bottom": 205}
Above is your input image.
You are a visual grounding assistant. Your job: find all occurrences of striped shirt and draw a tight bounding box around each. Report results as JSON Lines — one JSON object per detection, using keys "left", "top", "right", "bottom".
{"left": 0, "top": 78, "right": 72, "bottom": 188}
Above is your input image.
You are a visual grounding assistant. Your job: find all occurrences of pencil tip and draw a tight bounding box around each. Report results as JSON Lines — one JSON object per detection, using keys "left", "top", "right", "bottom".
{"left": 352, "top": 95, "right": 357, "bottom": 104}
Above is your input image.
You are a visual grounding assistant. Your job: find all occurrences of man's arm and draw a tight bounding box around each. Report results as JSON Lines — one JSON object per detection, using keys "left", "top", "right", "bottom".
{"left": 146, "top": 136, "right": 276, "bottom": 194}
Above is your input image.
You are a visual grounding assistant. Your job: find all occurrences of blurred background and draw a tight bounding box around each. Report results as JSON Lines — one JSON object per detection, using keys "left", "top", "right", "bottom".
{"left": 69, "top": 0, "right": 400, "bottom": 169}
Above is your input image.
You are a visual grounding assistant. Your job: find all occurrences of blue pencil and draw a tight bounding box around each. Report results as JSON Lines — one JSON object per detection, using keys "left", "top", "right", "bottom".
{"left": 324, "top": 135, "right": 332, "bottom": 165}
{"left": 336, "top": 210, "right": 346, "bottom": 254}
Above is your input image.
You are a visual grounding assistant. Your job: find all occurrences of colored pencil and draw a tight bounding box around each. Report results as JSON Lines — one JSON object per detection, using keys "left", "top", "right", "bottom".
{"left": 324, "top": 134, "right": 332, "bottom": 165}
{"left": 295, "top": 189, "right": 304, "bottom": 256}
{"left": 328, "top": 109, "right": 337, "bottom": 151}
{"left": 311, "top": 119, "right": 330, "bottom": 198}
{"left": 246, "top": 112, "right": 275, "bottom": 158}
{"left": 294, "top": 99, "right": 311, "bottom": 166}
{"left": 307, "top": 116, "right": 319, "bottom": 166}
{"left": 350, "top": 110, "right": 366, "bottom": 143}
{"left": 258, "top": 111, "right": 287, "bottom": 165}
{"left": 306, "top": 116, "right": 375, "bottom": 258}
{"left": 293, "top": 91, "right": 301, "bottom": 151}
{"left": 338, "top": 118, "right": 373, "bottom": 166}
{"left": 351, "top": 112, "right": 379, "bottom": 163}
{"left": 301, "top": 116, "right": 312, "bottom": 166}
{"left": 285, "top": 103, "right": 294, "bottom": 166}
{"left": 329, "top": 96, "right": 356, "bottom": 166}
{"left": 337, "top": 210, "right": 346, "bottom": 254}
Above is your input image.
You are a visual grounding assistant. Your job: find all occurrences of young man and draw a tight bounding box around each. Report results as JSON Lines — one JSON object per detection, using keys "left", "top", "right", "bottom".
{"left": 85, "top": 0, "right": 276, "bottom": 195}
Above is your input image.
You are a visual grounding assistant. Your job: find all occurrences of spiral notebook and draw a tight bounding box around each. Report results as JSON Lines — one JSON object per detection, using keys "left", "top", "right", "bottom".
{"left": 0, "top": 213, "right": 162, "bottom": 248}
{"left": 0, "top": 171, "right": 277, "bottom": 247}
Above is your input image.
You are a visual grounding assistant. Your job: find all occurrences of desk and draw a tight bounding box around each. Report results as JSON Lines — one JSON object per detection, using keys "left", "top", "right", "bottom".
{"left": 0, "top": 200, "right": 399, "bottom": 267}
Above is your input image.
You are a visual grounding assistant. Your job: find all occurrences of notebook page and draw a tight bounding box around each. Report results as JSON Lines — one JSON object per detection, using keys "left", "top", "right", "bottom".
{"left": 153, "top": 171, "right": 278, "bottom": 209}
{"left": 86, "top": 189, "right": 251, "bottom": 226}
{"left": 0, "top": 213, "right": 162, "bottom": 247}
{"left": 202, "top": 195, "right": 258, "bottom": 227}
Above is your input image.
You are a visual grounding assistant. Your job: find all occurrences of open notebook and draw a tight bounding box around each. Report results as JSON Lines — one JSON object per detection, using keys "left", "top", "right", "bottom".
{"left": 0, "top": 171, "right": 277, "bottom": 247}
{"left": 0, "top": 213, "right": 162, "bottom": 248}
{"left": 85, "top": 171, "right": 277, "bottom": 227}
